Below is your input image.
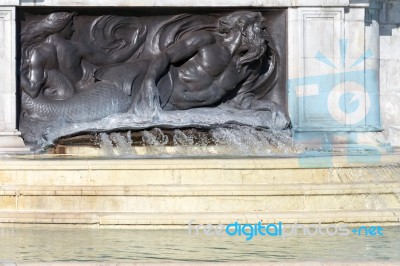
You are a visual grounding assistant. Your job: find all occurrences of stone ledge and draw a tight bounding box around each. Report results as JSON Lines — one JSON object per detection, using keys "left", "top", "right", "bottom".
{"left": 0, "top": 135, "right": 31, "bottom": 154}
{"left": 1, "top": 0, "right": 350, "bottom": 7}
{"left": 1, "top": 153, "right": 400, "bottom": 170}
{"left": 1, "top": 183, "right": 399, "bottom": 196}
{"left": 0, "top": 210, "right": 398, "bottom": 227}
{"left": 2, "top": 262, "right": 400, "bottom": 266}
{"left": 2, "top": 194, "right": 398, "bottom": 212}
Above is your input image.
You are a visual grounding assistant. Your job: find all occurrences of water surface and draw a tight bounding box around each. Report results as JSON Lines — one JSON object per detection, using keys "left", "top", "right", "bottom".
{"left": 0, "top": 227, "right": 399, "bottom": 263}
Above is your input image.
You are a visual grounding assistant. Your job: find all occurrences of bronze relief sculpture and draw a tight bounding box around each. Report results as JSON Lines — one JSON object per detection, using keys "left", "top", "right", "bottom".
{"left": 19, "top": 10, "right": 289, "bottom": 147}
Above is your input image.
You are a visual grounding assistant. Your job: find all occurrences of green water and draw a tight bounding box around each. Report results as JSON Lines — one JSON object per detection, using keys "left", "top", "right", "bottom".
{"left": 0, "top": 227, "right": 399, "bottom": 263}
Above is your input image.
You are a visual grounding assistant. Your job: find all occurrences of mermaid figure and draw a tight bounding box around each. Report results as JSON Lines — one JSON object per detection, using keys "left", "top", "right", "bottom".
{"left": 20, "top": 12, "right": 145, "bottom": 122}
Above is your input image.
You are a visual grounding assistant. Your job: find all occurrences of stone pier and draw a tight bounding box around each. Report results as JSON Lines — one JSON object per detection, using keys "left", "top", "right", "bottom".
{"left": 0, "top": 7, "right": 29, "bottom": 153}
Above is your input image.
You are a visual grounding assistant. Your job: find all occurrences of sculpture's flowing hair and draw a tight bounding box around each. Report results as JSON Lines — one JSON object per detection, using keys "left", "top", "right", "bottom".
{"left": 150, "top": 13, "right": 216, "bottom": 57}
{"left": 219, "top": 11, "right": 269, "bottom": 70}
{"left": 218, "top": 11, "right": 280, "bottom": 107}
{"left": 20, "top": 12, "right": 75, "bottom": 71}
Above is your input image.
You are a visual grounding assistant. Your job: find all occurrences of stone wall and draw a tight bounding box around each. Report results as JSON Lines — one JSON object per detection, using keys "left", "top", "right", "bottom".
{"left": 0, "top": 0, "right": 399, "bottom": 151}
{"left": 0, "top": 7, "right": 29, "bottom": 152}
{"left": 376, "top": 0, "right": 400, "bottom": 147}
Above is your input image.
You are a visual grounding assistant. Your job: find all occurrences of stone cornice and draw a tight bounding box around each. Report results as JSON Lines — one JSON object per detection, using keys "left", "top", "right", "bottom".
{"left": 1, "top": 0, "right": 350, "bottom": 7}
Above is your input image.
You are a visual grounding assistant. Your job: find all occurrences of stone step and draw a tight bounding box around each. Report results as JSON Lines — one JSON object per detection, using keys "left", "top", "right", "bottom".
{"left": 1, "top": 183, "right": 399, "bottom": 212}
{"left": 1, "top": 183, "right": 400, "bottom": 196}
{"left": 1, "top": 155, "right": 399, "bottom": 226}
{"left": 0, "top": 210, "right": 399, "bottom": 228}
{"left": 0, "top": 156, "right": 399, "bottom": 186}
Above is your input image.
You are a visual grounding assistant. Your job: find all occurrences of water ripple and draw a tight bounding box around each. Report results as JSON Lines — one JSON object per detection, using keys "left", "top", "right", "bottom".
{"left": 0, "top": 227, "right": 399, "bottom": 262}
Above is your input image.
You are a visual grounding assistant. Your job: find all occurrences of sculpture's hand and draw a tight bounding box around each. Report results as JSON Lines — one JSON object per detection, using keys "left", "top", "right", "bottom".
{"left": 271, "top": 105, "right": 291, "bottom": 130}
{"left": 32, "top": 72, "right": 48, "bottom": 91}
{"left": 20, "top": 70, "right": 47, "bottom": 99}
{"left": 251, "top": 99, "right": 291, "bottom": 130}
{"left": 133, "top": 79, "right": 161, "bottom": 119}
